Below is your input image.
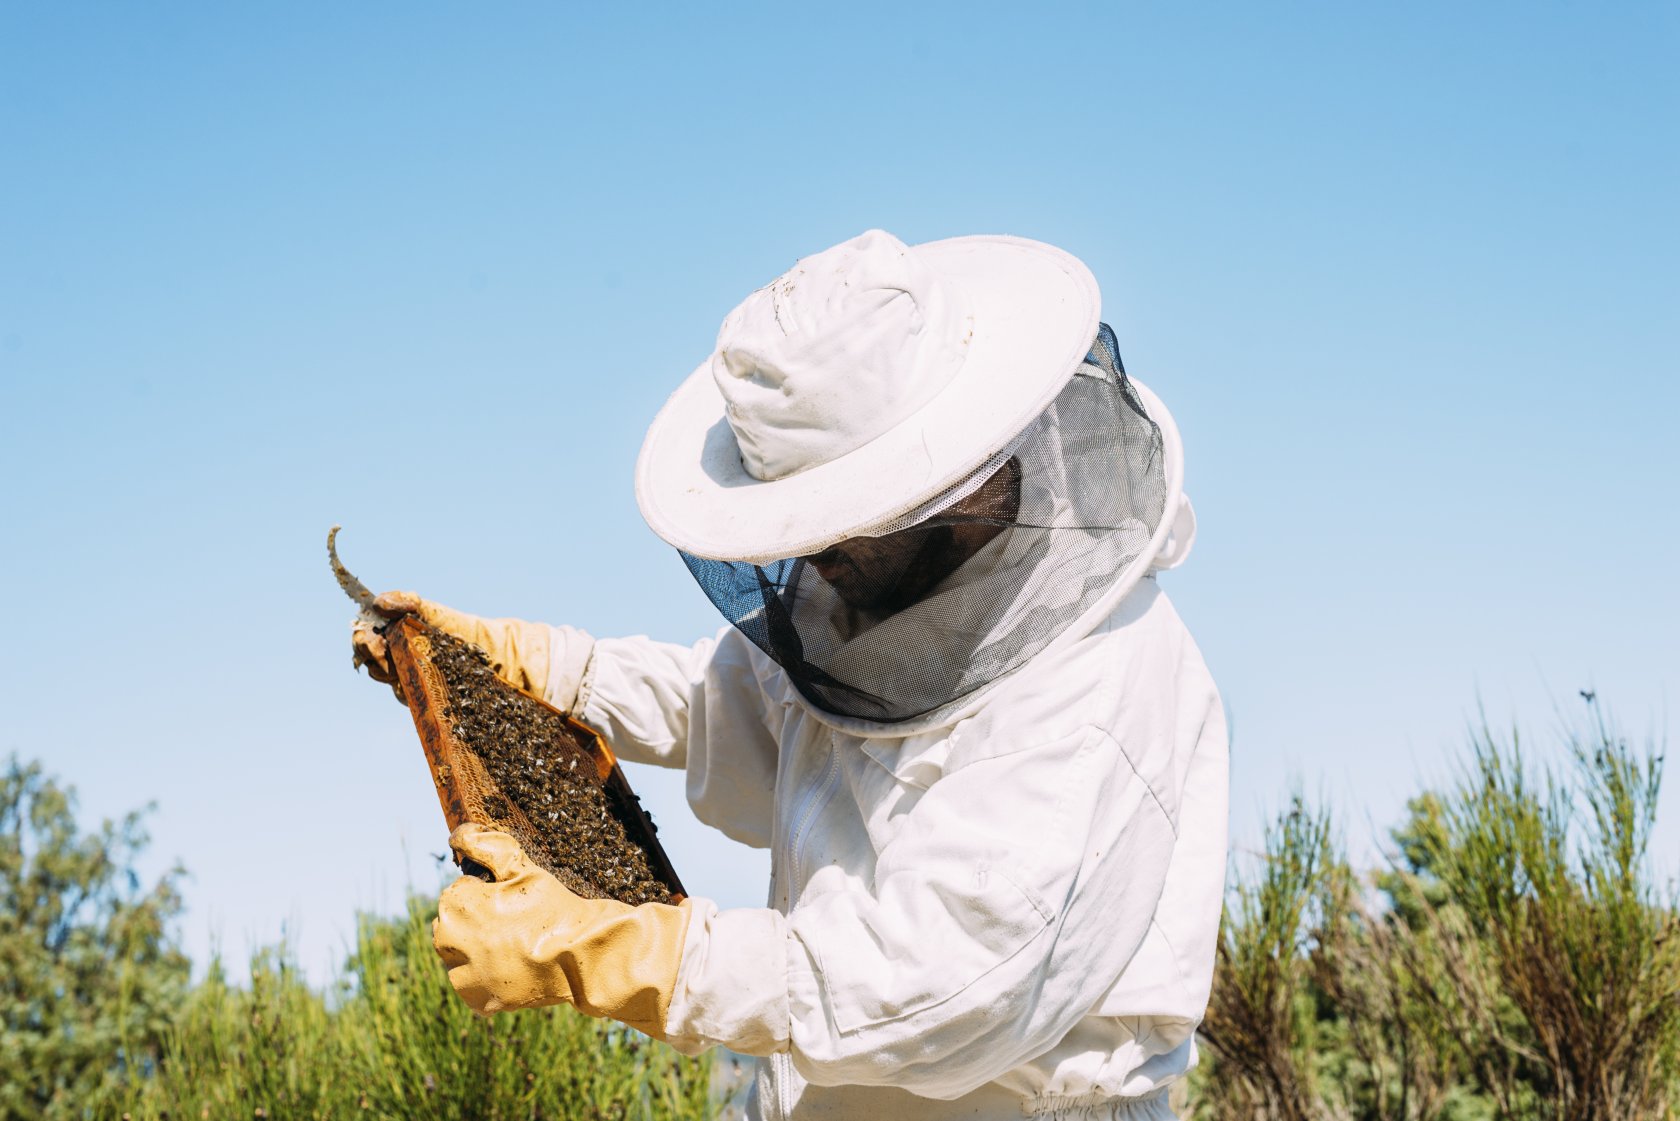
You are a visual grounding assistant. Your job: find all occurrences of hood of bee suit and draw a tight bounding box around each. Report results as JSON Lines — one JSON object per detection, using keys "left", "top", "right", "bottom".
{"left": 638, "top": 229, "right": 1195, "bottom": 730}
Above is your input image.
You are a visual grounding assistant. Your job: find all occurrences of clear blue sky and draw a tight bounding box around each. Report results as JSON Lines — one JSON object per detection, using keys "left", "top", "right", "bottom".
{"left": 2, "top": 3, "right": 1675, "bottom": 981}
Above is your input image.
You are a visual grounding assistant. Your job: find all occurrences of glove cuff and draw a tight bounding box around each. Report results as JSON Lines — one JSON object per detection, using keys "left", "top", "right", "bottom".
{"left": 662, "top": 899, "right": 791, "bottom": 1057}
{"left": 545, "top": 624, "right": 596, "bottom": 712}
{"left": 412, "top": 600, "right": 593, "bottom": 706}
{"left": 553, "top": 898, "right": 693, "bottom": 1039}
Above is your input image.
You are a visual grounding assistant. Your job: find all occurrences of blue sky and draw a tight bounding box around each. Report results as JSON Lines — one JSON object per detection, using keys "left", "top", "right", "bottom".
{"left": 2, "top": 3, "right": 1675, "bottom": 981}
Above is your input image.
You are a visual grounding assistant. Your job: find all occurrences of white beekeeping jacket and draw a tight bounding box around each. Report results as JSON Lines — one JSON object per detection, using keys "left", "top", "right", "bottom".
{"left": 573, "top": 573, "right": 1228, "bottom": 1121}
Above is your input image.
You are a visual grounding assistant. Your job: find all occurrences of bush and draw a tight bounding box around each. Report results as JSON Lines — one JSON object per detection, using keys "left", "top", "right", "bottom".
{"left": 9, "top": 697, "right": 1674, "bottom": 1120}
{"left": 128, "top": 896, "right": 713, "bottom": 1120}
{"left": 0, "top": 753, "right": 710, "bottom": 1121}
{"left": 1196, "top": 705, "right": 1680, "bottom": 1121}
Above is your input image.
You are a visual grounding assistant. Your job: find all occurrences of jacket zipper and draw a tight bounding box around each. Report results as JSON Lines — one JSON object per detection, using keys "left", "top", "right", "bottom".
{"left": 789, "top": 737, "right": 839, "bottom": 898}
{"left": 774, "top": 733, "right": 840, "bottom": 1121}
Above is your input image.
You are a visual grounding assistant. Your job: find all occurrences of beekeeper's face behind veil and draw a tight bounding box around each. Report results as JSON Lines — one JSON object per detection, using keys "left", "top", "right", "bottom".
{"left": 635, "top": 230, "right": 1184, "bottom": 728}
{"left": 799, "top": 455, "right": 1022, "bottom": 614}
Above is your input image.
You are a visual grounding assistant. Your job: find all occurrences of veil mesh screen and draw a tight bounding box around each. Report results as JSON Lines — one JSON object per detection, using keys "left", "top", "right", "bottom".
{"left": 680, "top": 323, "right": 1166, "bottom": 723}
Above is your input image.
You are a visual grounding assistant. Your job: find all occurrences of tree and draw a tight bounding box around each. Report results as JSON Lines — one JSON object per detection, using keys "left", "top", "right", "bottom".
{"left": 0, "top": 755, "right": 189, "bottom": 1120}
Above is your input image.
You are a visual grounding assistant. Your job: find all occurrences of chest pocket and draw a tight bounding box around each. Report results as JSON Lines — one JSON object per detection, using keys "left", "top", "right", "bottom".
{"left": 806, "top": 857, "right": 1055, "bottom": 1034}
{"left": 798, "top": 724, "right": 1074, "bottom": 1034}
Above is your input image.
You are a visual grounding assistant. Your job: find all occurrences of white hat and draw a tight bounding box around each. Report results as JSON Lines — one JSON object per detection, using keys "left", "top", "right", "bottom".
{"left": 635, "top": 229, "right": 1101, "bottom": 564}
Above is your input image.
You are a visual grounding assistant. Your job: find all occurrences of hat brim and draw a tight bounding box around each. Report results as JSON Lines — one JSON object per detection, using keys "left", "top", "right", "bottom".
{"left": 635, "top": 234, "right": 1101, "bottom": 564}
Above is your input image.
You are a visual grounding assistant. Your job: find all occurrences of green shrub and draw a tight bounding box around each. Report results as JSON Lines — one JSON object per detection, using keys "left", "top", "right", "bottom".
{"left": 10, "top": 695, "right": 1674, "bottom": 1120}
{"left": 1197, "top": 705, "right": 1680, "bottom": 1121}
{"left": 1405, "top": 709, "right": 1680, "bottom": 1119}
{"left": 1194, "top": 792, "right": 1345, "bottom": 1121}
{"left": 128, "top": 896, "right": 712, "bottom": 1120}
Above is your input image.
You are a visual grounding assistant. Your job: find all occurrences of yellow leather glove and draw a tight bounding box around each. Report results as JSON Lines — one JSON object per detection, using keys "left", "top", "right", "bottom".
{"left": 432, "top": 823, "right": 691, "bottom": 1036}
{"left": 351, "top": 591, "right": 592, "bottom": 709}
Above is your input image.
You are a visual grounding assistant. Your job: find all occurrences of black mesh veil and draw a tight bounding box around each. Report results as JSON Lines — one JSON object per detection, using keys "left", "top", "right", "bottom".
{"left": 680, "top": 324, "right": 1167, "bottom": 723}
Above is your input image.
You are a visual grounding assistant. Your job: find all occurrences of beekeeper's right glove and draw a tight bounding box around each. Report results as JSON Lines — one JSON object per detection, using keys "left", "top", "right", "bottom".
{"left": 351, "top": 591, "right": 593, "bottom": 711}
{"left": 433, "top": 823, "right": 690, "bottom": 1034}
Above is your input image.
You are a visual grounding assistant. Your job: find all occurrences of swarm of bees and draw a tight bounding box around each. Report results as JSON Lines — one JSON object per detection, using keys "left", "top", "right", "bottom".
{"left": 326, "top": 527, "right": 676, "bottom": 905}
{"left": 425, "top": 628, "right": 672, "bottom": 906}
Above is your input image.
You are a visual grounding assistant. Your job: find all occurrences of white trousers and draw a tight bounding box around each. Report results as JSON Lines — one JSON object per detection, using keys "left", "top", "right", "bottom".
{"left": 746, "top": 1061, "right": 1177, "bottom": 1121}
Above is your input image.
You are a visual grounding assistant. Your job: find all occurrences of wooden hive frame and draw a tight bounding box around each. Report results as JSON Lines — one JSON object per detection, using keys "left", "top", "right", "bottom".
{"left": 384, "top": 615, "right": 685, "bottom": 903}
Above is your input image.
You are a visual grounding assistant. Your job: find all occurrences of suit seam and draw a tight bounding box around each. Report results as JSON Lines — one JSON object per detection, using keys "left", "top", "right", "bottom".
{"left": 1090, "top": 724, "right": 1176, "bottom": 839}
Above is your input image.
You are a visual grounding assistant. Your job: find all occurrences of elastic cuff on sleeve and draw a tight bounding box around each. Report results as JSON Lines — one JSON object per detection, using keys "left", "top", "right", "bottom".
{"left": 571, "top": 647, "right": 599, "bottom": 716}
{"left": 544, "top": 624, "right": 595, "bottom": 712}
{"left": 663, "top": 898, "right": 790, "bottom": 1058}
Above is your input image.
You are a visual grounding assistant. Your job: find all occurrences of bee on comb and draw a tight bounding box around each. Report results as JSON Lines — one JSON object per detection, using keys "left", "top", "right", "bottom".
{"left": 330, "top": 527, "right": 684, "bottom": 905}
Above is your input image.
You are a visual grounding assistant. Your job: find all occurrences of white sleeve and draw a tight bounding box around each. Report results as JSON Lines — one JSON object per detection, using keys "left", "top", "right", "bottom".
{"left": 663, "top": 721, "right": 1188, "bottom": 1099}
{"left": 579, "top": 626, "right": 784, "bottom": 851}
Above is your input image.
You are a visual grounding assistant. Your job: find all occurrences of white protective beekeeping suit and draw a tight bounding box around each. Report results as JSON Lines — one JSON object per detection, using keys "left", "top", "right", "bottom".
{"left": 576, "top": 230, "right": 1228, "bottom": 1120}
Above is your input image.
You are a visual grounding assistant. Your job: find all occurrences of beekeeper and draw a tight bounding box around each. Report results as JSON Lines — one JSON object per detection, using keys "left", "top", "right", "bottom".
{"left": 355, "top": 230, "right": 1229, "bottom": 1120}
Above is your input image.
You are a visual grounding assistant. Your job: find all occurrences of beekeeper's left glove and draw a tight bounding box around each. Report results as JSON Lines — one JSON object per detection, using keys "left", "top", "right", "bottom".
{"left": 432, "top": 823, "right": 691, "bottom": 1037}
{"left": 352, "top": 591, "right": 593, "bottom": 711}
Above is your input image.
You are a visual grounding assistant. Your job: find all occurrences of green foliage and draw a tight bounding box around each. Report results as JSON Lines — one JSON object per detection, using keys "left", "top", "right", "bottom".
{"left": 1196, "top": 792, "right": 1337, "bottom": 1121}
{"left": 0, "top": 753, "right": 710, "bottom": 1120}
{"left": 1196, "top": 706, "right": 1680, "bottom": 1121}
{"left": 1415, "top": 712, "right": 1680, "bottom": 1119}
{"left": 8, "top": 698, "right": 1675, "bottom": 1120}
{"left": 0, "top": 755, "right": 189, "bottom": 1121}
{"left": 126, "top": 896, "right": 713, "bottom": 1120}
